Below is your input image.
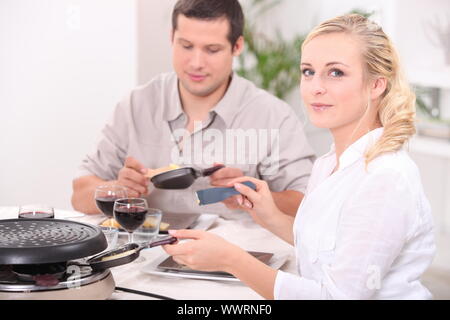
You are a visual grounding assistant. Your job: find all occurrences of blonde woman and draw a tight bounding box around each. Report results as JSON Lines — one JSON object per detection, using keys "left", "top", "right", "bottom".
{"left": 163, "top": 14, "right": 436, "bottom": 300}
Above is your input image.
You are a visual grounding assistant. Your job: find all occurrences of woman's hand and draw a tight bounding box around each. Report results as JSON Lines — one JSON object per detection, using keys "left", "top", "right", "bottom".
{"left": 209, "top": 163, "right": 245, "bottom": 211}
{"left": 227, "top": 176, "right": 284, "bottom": 229}
{"left": 163, "top": 229, "right": 279, "bottom": 299}
{"left": 162, "top": 229, "right": 244, "bottom": 273}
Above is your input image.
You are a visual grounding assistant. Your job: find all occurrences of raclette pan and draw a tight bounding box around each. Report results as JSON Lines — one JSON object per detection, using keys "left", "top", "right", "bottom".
{"left": 151, "top": 165, "right": 225, "bottom": 189}
{"left": 86, "top": 236, "right": 178, "bottom": 271}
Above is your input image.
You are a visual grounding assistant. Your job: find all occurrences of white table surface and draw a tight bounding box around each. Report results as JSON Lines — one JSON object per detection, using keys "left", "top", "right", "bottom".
{"left": 0, "top": 207, "right": 297, "bottom": 300}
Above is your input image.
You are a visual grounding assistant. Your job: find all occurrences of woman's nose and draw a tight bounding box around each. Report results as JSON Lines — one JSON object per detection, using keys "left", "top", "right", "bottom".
{"left": 311, "top": 76, "right": 327, "bottom": 95}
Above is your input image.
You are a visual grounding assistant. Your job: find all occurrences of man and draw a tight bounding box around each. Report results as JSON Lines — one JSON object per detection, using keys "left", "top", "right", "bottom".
{"left": 72, "top": 0, "right": 315, "bottom": 218}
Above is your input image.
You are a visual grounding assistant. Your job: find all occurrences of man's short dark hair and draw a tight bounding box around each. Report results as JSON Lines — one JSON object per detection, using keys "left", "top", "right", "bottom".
{"left": 172, "top": 0, "right": 244, "bottom": 47}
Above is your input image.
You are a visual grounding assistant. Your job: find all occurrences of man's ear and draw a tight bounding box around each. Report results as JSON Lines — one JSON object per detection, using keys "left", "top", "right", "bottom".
{"left": 370, "top": 77, "right": 388, "bottom": 100}
{"left": 232, "top": 36, "right": 245, "bottom": 57}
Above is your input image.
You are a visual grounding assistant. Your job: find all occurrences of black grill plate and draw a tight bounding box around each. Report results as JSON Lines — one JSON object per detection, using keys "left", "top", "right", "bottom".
{"left": 0, "top": 219, "right": 107, "bottom": 265}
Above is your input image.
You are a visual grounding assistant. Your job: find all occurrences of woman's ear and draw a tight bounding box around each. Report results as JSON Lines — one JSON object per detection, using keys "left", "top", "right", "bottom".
{"left": 370, "top": 77, "right": 388, "bottom": 100}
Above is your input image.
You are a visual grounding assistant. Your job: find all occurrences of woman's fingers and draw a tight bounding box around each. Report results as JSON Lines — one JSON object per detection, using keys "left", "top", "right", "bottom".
{"left": 243, "top": 197, "right": 254, "bottom": 209}
{"left": 162, "top": 230, "right": 204, "bottom": 258}
{"left": 233, "top": 182, "right": 261, "bottom": 204}
{"left": 168, "top": 229, "right": 204, "bottom": 240}
{"left": 227, "top": 176, "right": 267, "bottom": 190}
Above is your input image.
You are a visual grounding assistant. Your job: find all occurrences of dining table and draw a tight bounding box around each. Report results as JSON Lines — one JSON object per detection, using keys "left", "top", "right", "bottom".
{"left": 0, "top": 206, "right": 298, "bottom": 300}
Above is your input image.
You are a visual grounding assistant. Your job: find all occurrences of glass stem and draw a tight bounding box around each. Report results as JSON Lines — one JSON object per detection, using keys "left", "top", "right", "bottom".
{"left": 128, "top": 232, "right": 134, "bottom": 243}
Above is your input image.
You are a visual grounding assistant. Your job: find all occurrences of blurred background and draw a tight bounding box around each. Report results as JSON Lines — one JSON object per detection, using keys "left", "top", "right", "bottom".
{"left": 0, "top": 0, "right": 449, "bottom": 298}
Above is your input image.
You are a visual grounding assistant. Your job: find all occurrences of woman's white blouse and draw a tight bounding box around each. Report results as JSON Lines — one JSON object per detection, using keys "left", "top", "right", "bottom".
{"left": 274, "top": 128, "right": 436, "bottom": 299}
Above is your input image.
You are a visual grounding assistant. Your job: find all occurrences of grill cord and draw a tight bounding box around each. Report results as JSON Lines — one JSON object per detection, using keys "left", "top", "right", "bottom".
{"left": 114, "top": 286, "right": 176, "bottom": 300}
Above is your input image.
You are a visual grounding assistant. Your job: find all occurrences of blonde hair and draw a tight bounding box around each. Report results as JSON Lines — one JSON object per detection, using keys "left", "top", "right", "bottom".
{"left": 302, "top": 14, "right": 416, "bottom": 165}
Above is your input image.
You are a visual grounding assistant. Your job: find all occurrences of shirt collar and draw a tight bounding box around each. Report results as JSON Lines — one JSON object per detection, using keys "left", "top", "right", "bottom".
{"left": 338, "top": 127, "right": 384, "bottom": 170}
{"left": 322, "top": 143, "right": 336, "bottom": 159}
{"left": 162, "top": 73, "right": 184, "bottom": 122}
{"left": 211, "top": 73, "right": 245, "bottom": 127}
{"left": 323, "top": 127, "right": 384, "bottom": 171}
{"left": 162, "top": 72, "right": 244, "bottom": 126}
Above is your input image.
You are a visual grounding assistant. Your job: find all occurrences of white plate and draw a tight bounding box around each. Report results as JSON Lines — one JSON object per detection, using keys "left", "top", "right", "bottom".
{"left": 0, "top": 206, "right": 85, "bottom": 220}
{"left": 117, "top": 213, "right": 219, "bottom": 236}
{"left": 140, "top": 247, "right": 289, "bottom": 282}
{"left": 190, "top": 213, "right": 218, "bottom": 231}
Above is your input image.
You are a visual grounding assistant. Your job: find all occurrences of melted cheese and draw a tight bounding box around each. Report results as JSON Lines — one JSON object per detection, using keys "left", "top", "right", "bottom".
{"left": 101, "top": 249, "right": 137, "bottom": 262}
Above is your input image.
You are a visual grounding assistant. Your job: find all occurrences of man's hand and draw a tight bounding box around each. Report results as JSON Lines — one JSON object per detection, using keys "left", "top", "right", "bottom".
{"left": 117, "top": 157, "right": 149, "bottom": 197}
{"left": 209, "top": 164, "right": 245, "bottom": 210}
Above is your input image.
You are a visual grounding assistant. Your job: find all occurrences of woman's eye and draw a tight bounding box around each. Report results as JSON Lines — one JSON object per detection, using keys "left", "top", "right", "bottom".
{"left": 330, "top": 69, "right": 344, "bottom": 77}
{"left": 302, "top": 69, "right": 314, "bottom": 77}
{"left": 182, "top": 45, "right": 193, "bottom": 50}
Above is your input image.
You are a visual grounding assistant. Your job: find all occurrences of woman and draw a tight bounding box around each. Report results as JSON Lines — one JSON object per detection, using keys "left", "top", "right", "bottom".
{"left": 163, "top": 14, "right": 436, "bottom": 299}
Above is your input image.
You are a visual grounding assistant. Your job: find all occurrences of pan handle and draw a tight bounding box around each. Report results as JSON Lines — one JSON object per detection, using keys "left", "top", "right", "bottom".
{"left": 200, "top": 165, "right": 225, "bottom": 177}
{"left": 86, "top": 238, "right": 177, "bottom": 271}
{"left": 148, "top": 236, "right": 178, "bottom": 248}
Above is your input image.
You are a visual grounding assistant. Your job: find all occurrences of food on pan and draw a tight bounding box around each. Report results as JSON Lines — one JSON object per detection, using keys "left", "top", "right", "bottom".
{"left": 101, "top": 218, "right": 121, "bottom": 229}
{"left": 159, "top": 222, "right": 170, "bottom": 231}
{"left": 145, "top": 164, "right": 180, "bottom": 178}
{"left": 101, "top": 249, "right": 137, "bottom": 262}
{"left": 100, "top": 218, "right": 169, "bottom": 231}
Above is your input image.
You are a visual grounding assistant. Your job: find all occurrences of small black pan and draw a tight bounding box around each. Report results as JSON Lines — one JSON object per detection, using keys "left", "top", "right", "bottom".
{"left": 86, "top": 236, "right": 177, "bottom": 271}
{"left": 151, "top": 165, "right": 225, "bottom": 190}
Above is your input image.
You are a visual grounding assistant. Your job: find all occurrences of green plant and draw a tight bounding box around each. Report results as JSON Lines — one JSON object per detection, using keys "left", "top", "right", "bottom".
{"left": 349, "top": 8, "right": 376, "bottom": 18}
{"left": 236, "top": 4, "right": 376, "bottom": 100}
{"left": 238, "top": 1, "right": 440, "bottom": 122}
{"left": 237, "top": 0, "right": 303, "bottom": 100}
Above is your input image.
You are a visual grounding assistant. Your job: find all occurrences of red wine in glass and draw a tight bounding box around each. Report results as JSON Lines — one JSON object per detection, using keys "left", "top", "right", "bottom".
{"left": 94, "top": 185, "right": 127, "bottom": 219}
{"left": 95, "top": 197, "right": 118, "bottom": 218}
{"left": 18, "top": 205, "right": 55, "bottom": 219}
{"left": 114, "top": 206, "right": 148, "bottom": 231}
{"left": 19, "top": 211, "right": 55, "bottom": 219}
{"left": 113, "top": 198, "right": 148, "bottom": 243}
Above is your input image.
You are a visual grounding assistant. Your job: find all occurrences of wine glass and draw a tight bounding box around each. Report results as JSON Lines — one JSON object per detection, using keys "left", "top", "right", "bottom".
{"left": 113, "top": 198, "right": 148, "bottom": 244}
{"left": 18, "top": 204, "right": 55, "bottom": 219}
{"left": 94, "top": 185, "right": 128, "bottom": 224}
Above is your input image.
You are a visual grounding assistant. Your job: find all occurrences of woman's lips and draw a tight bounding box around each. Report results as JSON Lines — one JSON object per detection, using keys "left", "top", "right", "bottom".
{"left": 311, "top": 103, "right": 333, "bottom": 111}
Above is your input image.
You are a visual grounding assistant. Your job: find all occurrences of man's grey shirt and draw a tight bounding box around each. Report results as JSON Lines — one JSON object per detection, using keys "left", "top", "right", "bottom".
{"left": 78, "top": 72, "right": 315, "bottom": 217}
